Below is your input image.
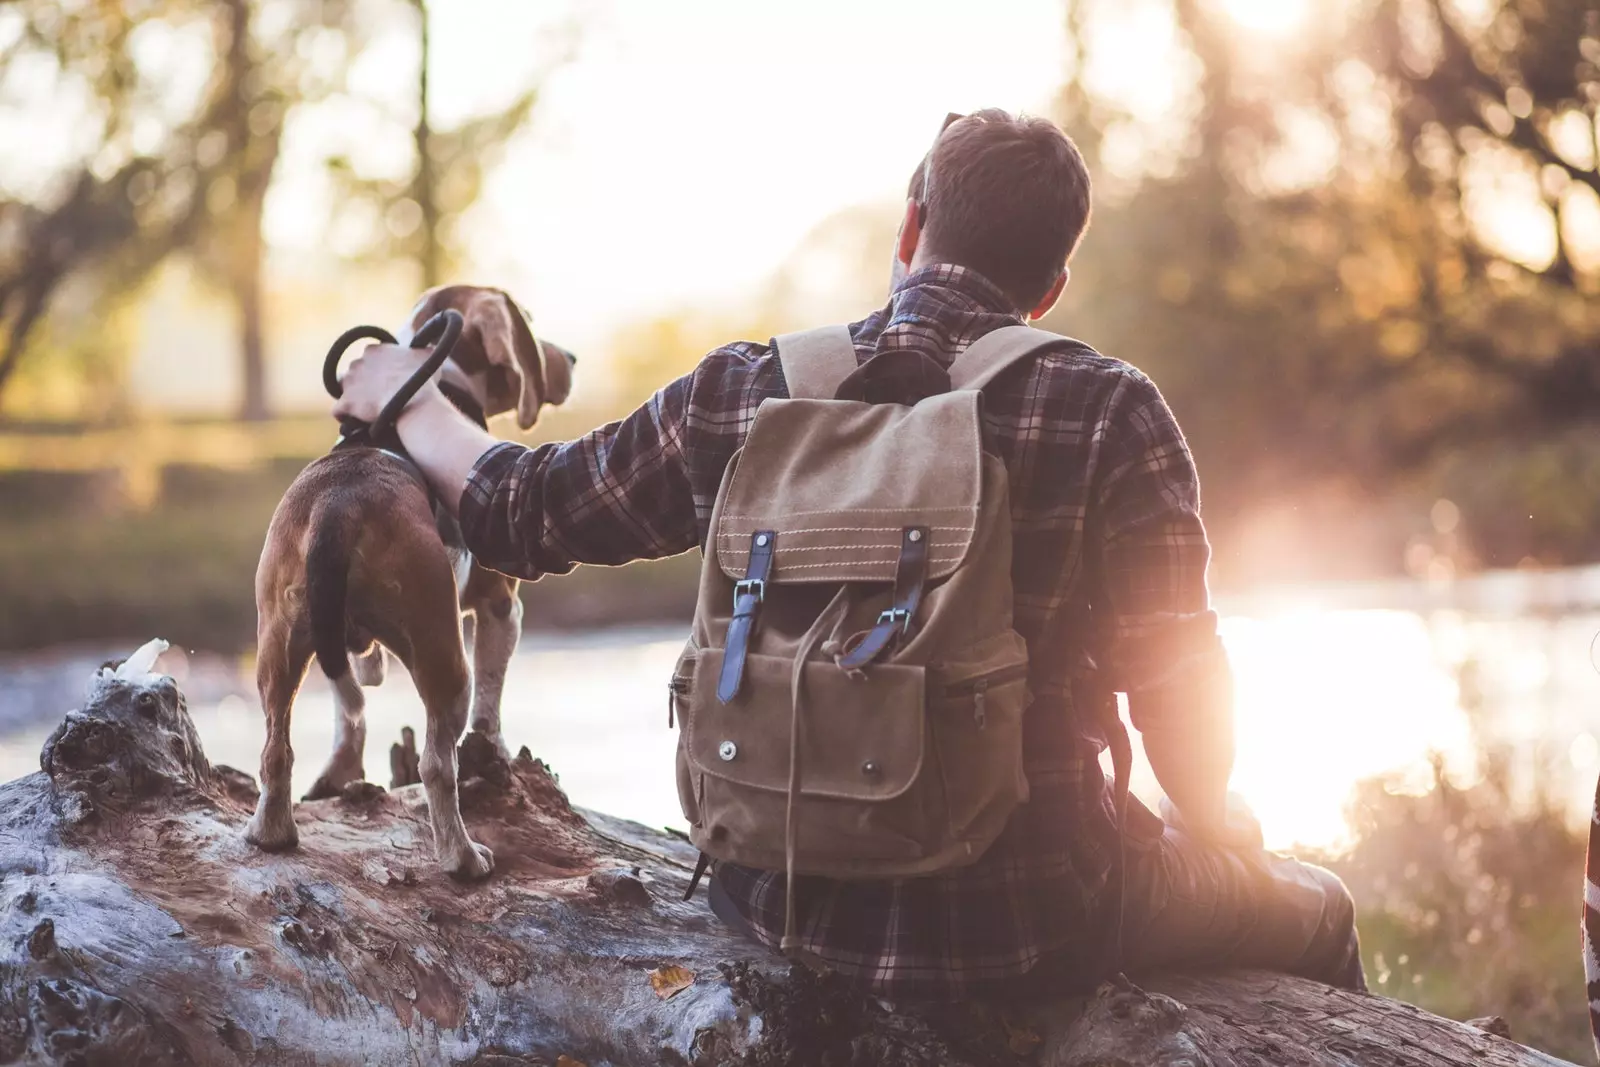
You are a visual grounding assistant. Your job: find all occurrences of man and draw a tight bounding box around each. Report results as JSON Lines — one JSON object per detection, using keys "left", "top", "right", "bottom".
{"left": 335, "top": 109, "right": 1365, "bottom": 999}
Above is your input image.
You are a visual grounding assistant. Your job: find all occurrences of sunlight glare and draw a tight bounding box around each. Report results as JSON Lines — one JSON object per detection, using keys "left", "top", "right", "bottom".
{"left": 1221, "top": 0, "right": 1311, "bottom": 35}
{"left": 1219, "top": 610, "right": 1476, "bottom": 852}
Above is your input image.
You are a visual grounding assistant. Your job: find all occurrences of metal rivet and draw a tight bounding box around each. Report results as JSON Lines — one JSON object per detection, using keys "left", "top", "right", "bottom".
{"left": 755, "top": 534, "right": 769, "bottom": 547}
{"left": 908, "top": 530, "right": 923, "bottom": 543}
{"left": 719, "top": 741, "right": 738, "bottom": 761}
{"left": 862, "top": 760, "right": 880, "bottom": 776}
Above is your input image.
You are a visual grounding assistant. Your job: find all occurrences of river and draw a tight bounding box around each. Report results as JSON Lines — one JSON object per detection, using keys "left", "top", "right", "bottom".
{"left": 3, "top": 575, "right": 1598, "bottom": 854}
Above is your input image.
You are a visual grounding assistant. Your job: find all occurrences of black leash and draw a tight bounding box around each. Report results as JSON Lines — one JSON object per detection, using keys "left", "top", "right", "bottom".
{"left": 323, "top": 309, "right": 466, "bottom": 452}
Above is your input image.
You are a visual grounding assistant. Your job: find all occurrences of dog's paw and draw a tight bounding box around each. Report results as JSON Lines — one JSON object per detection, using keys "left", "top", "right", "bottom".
{"left": 445, "top": 840, "right": 495, "bottom": 881}
{"left": 244, "top": 811, "right": 299, "bottom": 852}
{"left": 303, "top": 766, "right": 365, "bottom": 801}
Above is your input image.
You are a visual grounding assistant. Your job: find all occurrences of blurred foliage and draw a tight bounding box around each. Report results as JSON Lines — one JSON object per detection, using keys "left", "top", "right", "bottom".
{"left": 1046, "top": 0, "right": 1600, "bottom": 577}
{"left": 0, "top": 0, "right": 563, "bottom": 419}
{"left": 324, "top": 0, "right": 572, "bottom": 290}
{"left": 1322, "top": 755, "right": 1588, "bottom": 1061}
{"left": 1315, "top": 655, "right": 1591, "bottom": 1061}
{"left": 0, "top": 0, "right": 363, "bottom": 418}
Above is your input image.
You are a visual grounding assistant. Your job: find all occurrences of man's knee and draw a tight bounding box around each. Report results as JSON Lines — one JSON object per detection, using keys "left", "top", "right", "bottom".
{"left": 1310, "top": 864, "right": 1355, "bottom": 932}
{"left": 1301, "top": 863, "right": 1365, "bottom": 990}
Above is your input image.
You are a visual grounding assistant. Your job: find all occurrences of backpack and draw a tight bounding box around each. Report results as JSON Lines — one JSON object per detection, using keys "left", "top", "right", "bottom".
{"left": 670, "top": 322, "right": 1069, "bottom": 953}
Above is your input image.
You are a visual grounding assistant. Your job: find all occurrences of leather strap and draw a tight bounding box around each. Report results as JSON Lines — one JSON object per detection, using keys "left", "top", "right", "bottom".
{"left": 775, "top": 325, "right": 859, "bottom": 400}
{"left": 683, "top": 850, "right": 712, "bottom": 901}
{"left": 717, "top": 530, "right": 776, "bottom": 703}
{"left": 946, "top": 324, "right": 1067, "bottom": 392}
{"left": 836, "top": 526, "right": 929, "bottom": 670}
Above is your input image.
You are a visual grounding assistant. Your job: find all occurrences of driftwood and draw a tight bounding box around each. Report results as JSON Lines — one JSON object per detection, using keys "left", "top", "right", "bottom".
{"left": 0, "top": 662, "right": 1580, "bottom": 1066}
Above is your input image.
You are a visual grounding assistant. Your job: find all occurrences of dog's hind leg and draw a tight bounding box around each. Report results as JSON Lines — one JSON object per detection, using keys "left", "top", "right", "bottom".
{"left": 353, "top": 645, "right": 386, "bottom": 686}
{"left": 411, "top": 640, "right": 494, "bottom": 880}
{"left": 304, "top": 665, "right": 367, "bottom": 800}
{"left": 246, "top": 624, "right": 311, "bottom": 851}
{"left": 466, "top": 570, "right": 521, "bottom": 759}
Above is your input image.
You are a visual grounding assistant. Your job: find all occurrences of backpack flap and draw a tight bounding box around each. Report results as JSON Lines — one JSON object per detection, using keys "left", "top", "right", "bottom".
{"left": 714, "top": 390, "right": 985, "bottom": 586}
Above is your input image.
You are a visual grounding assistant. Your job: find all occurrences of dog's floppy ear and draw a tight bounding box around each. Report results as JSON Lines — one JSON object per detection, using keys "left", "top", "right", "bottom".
{"left": 491, "top": 293, "right": 574, "bottom": 429}
{"left": 406, "top": 286, "right": 573, "bottom": 430}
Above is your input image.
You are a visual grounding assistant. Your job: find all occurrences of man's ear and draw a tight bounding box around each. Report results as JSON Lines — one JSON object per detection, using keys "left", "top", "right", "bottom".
{"left": 896, "top": 198, "right": 922, "bottom": 269}
{"left": 1027, "top": 268, "right": 1069, "bottom": 321}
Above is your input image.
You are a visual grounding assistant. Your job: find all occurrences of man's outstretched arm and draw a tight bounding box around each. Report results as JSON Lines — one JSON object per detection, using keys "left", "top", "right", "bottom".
{"left": 332, "top": 344, "right": 702, "bottom": 580}
{"left": 1095, "top": 370, "right": 1239, "bottom": 843}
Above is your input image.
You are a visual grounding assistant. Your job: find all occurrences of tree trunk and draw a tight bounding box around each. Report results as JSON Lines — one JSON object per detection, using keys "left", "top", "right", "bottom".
{"left": 412, "top": 0, "right": 441, "bottom": 291}
{"left": 0, "top": 664, "right": 1578, "bottom": 1067}
{"left": 220, "top": 0, "right": 274, "bottom": 424}
{"left": 234, "top": 223, "right": 269, "bottom": 423}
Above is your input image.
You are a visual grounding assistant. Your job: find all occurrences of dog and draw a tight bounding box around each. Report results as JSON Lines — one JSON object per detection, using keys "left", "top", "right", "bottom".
{"left": 245, "top": 286, "right": 574, "bottom": 879}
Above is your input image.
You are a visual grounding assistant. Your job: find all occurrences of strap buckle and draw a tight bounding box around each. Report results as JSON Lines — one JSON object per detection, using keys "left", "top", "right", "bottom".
{"left": 734, "top": 578, "right": 766, "bottom": 604}
{"left": 876, "top": 606, "right": 912, "bottom": 635}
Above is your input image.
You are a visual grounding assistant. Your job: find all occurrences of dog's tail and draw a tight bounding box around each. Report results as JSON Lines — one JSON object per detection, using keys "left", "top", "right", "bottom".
{"left": 305, "top": 513, "right": 355, "bottom": 680}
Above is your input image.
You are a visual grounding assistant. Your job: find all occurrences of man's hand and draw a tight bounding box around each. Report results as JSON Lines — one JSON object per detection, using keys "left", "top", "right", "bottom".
{"left": 331, "top": 343, "right": 440, "bottom": 425}
{"left": 329, "top": 340, "right": 500, "bottom": 515}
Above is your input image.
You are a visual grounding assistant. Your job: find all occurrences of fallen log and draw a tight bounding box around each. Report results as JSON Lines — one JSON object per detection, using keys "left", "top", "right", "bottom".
{"left": 0, "top": 657, "right": 1578, "bottom": 1066}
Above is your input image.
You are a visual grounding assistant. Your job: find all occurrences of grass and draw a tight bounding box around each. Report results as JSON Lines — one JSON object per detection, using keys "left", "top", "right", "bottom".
{"left": 0, "top": 418, "right": 699, "bottom": 653}
{"left": 1315, "top": 752, "right": 1594, "bottom": 1063}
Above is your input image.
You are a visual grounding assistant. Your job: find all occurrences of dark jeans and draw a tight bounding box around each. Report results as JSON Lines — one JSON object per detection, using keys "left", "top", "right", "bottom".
{"left": 1117, "top": 824, "right": 1367, "bottom": 991}
{"left": 705, "top": 824, "right": 1367, "bottom": 995}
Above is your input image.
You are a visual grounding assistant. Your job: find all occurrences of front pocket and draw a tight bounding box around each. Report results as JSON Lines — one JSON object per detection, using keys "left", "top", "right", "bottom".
{"left": 684, "top": 649, "right": 934, "bottom": 871}
{"left": 931, "top": 633, "right": 1032, "bottom": 842}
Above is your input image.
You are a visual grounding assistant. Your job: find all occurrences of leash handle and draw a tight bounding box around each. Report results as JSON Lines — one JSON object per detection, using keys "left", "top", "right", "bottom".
{"left": 370, "top": 309, "right": 462, "bottom": 441}
{"left": 321, "top": 309, "right": 464, "bottom": 441}
{"left": 323, "top": 325, "right": 398, "bottom": 399}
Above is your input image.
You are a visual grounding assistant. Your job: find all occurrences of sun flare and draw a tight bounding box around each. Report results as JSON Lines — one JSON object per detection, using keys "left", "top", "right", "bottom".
{"left": 1221, "top": 0, "right": 1311, "bottom": 36}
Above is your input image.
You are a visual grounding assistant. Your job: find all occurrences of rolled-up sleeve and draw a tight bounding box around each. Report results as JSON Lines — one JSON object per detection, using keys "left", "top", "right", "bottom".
{"left": 1095, "top": 371, "right": 1233, "bottom": 734}
{"left": 458, "top": 369, "right": 701, "bottom": 581}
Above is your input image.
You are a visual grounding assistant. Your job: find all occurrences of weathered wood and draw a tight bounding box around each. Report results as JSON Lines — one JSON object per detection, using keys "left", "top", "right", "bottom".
{"left": 0, "top": 662, "right": 1578, "bottom": 1066}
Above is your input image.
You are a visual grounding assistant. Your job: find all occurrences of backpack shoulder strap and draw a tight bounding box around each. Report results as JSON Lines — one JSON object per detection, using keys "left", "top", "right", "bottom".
{"left": 947, "top": 324, "right": 1069, "bottom": 392}
{"left": 775, "top": 325, "right": 859, "bottom": 400}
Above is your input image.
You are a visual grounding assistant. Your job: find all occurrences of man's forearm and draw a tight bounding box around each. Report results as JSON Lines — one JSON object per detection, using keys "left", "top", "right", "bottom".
{"left": 1142, "top": 715, "right": 1233, "bottom": 836}
{"left": 1127, "top": 642, "right": 1237, "bottom": 839}
{"left": 395, "top": 386, "right": 503, "bottom": 516}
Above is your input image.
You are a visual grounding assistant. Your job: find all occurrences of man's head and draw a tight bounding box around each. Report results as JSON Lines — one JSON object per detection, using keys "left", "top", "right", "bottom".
{"left": 894, "top": 109, "right": 1092, "bottom": 320}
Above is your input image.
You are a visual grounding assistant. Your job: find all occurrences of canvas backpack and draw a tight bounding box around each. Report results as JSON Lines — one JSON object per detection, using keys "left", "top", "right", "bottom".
{"left": 669, "top": 323, "right": 1071, "bottom": 951}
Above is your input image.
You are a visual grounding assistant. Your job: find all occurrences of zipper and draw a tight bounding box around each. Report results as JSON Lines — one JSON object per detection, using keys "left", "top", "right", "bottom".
{"left": 943, "top": 664, "right": 1029, "bottom": 729}
{"left": 668, "top": 676, "right": 688, "bottom": 728}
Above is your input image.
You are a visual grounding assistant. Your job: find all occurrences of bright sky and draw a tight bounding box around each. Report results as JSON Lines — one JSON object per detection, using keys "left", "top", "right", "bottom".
{"left": 267, "top": 0, "right": 1069, "bottom": 352}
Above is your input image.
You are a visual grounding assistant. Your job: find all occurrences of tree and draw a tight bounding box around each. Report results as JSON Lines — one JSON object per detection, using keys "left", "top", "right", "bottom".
{"left": 1048, "top": 0, "right": 1600, "bottom": 569}
{"left": 323, "top": 0, "right": 567, "bottom": 291}
{"left": 0, "top": 0, "right": 359, "bottom": 421}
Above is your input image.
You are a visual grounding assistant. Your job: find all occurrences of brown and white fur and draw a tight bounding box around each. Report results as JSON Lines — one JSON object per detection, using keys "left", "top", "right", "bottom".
{"left": 245, "top": 287, "right": 574, "bottom": 879}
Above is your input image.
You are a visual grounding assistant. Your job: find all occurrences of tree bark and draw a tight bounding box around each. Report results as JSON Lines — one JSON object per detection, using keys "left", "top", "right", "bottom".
{"left": 0, "top": 666, "right": 1579, "bottom": 1067}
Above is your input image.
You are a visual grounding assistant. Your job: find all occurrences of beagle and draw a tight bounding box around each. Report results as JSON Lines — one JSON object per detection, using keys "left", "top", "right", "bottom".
{"left": 245, "top": 287, "right": 574, "bottom": 879}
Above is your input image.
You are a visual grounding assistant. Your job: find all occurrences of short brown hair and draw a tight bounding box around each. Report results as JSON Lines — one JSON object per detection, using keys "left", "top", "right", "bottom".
{"left": 908, "top": 110, "right": 1092, "bottom": 310}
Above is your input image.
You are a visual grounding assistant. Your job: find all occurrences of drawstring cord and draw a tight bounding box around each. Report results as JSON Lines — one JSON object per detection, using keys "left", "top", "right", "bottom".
{"left": 780, "top": 589, "right": 853, "bottom": 962}
{"left": 1099, "top": 696, "right": 1133, "bottom": 973}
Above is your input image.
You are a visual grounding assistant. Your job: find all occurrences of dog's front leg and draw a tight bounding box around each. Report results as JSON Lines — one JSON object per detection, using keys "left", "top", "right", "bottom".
{"left": 465, "top": 568, "right": 521, "bottom": 759}
{"left": 304, "top": 666, "right": 368, "bottom": 800}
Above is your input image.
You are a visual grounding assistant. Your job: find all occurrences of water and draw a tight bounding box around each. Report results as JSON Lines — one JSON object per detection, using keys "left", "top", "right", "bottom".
{"left": 2, "top": 603, "right": 1598, "bottom": 853}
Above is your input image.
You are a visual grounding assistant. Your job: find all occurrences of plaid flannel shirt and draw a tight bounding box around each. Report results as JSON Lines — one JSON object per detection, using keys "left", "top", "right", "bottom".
{"left": 460, "top": 264, "right": 1228, "bottom": 1000}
